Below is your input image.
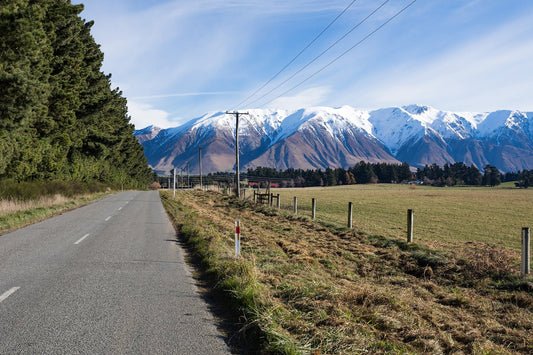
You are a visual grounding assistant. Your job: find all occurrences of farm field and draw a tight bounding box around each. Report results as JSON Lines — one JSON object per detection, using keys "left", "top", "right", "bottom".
{"left": 161, "top": 188, "right": 533, "bottom": 354}
{"left": 265, "top": 183, "right": 532, "bottom": 250}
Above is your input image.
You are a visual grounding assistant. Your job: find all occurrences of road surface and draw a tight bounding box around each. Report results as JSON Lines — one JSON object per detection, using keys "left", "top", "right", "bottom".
{"left": 0, "top": 191, "right": 230, "bottom": 354}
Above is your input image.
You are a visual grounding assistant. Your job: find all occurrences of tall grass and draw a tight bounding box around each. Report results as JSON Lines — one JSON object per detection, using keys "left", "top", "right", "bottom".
{"left": 0, "top": 180, "right": 109, "bottom": 201}
{"left": 0, "top": 194, "right": 69, "bottom": 215}
{"left": 0, "top": 180, "right": 112, "bottom": 231}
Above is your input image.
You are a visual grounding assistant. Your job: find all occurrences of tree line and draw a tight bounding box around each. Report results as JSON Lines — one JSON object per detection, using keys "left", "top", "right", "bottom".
{"left": 246, "top": 162, "right": 412, "bottom": 187}
{"left": 246, "top": 162, "right": 530, "bottom": 188}
{"left": 0, "top": 0, "right": 152, "bottom": 187}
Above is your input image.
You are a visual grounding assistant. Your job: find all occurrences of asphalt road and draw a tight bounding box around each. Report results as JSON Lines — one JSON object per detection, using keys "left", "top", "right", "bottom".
{"left": 0, "top": 191, "right": 230, "bottom": 354}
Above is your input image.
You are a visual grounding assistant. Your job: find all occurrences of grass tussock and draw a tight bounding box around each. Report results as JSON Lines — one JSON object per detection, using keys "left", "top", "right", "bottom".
{"left": 161, "top": 190, "right": 533, "bottom": 354}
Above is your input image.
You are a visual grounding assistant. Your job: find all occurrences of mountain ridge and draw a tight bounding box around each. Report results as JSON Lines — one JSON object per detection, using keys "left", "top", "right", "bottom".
{"left": 134, "top": 105, "right": 533, "bottom": 174}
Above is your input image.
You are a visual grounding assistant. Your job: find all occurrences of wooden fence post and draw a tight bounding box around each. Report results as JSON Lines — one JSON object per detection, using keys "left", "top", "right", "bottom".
{"left": 522, "top": 227, "right": 530, "bottom": 276}
{"left": 407, "top": 209, "right": 414, "bottom": 243}
{"left": 312, "top": 198, "right": 316, "bottom": 220}
{"left": 293, "top": 197, "right": 298, "bottom": 214}
{"left": 253, "top": 190, "right": 257, "bottom": 203}
{"left": 276, "top": 194, "right": 280, "bottom": 209}
{"left": 348, "top": 202, "right": 353, "bottom": 229}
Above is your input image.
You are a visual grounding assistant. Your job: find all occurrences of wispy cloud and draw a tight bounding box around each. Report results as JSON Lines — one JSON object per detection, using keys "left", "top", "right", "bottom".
{"left": 127, "top": 101, "right": 176, "bottom": 129}
{"left": 267, "top": 86, "right": 331, "bottom": 111}
{"left": 333, "top": 11, "right": 533, "bottom": 112}
{"left": 81, "top": 0, "right": 533, "bottom": 127}
{"left": 131, "top": 92, "right": 238, "bottom": 100}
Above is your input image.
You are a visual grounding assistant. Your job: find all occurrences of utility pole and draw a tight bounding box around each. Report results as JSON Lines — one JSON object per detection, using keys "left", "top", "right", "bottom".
{"left": 173, "top": 168, "right": 176, "bottom": 197}
{"left": 226, "top": 111, "right": 249, "bottom": 198}
{"left": 197, "top": 148, "right": 203, "bottom": 190}
{"left": 186, "top": 161, "right": 190, "bottom": 188}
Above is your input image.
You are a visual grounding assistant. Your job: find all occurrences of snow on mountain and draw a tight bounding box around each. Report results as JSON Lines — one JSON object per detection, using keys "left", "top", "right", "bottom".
{"left": 133, "top": 125, "right": 162, "bottom": 144}
{"left": 135, "top": 105, "right": 533, "bottom": 173}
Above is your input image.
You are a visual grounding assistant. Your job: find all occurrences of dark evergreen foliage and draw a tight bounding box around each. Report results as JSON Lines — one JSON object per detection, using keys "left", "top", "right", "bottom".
{"left": 246, "top": 161, "right": 415, "bottom": 187}
{"left": 482, "top": 164, "right": 501, "bottom": 187}
{"left": 416, "top": 163, "right": 483, "bottom": 186}
{"left": 246, "top": 161, "right": 498, "bottom": 187}
{"left": 0, "top": 0, "right": 152, "bottom": 187}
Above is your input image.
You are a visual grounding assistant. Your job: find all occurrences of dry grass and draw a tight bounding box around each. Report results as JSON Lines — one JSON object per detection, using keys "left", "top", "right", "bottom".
{"left": 0, "top": 194, "right": 70, "bottom": 215}
{"left": 0, "top": 192, "right": 110, "bottom": 233}
{"left": 163, "top": 189, "right": 533, "bottom": 354}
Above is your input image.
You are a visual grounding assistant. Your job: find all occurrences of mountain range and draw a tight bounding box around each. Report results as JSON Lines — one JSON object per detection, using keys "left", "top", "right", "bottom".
{"left": 134, "top": 105, "right": 533, "bottom": 174}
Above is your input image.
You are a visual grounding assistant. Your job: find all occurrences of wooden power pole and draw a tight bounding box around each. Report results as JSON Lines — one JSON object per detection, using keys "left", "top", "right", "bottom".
{"left": 197, "top": 148, "right": 203, "bottom": 190}
{"left": 226, "top": 111, "right": 249, "bottom": 198}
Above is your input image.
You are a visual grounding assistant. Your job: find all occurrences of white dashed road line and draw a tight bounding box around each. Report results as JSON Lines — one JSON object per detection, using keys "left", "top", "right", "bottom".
{"left": 74, "top": 234, "right": 90, "bottom": 245}
{"left": 0, "top": 287, "right": 20, "bottom": 303}
{"left": 105, "top": 216, "right": 111, "bottom": 221}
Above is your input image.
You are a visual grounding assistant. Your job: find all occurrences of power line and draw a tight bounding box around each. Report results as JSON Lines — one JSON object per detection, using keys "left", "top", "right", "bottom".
{"left": 258, "top": 0, "right": 418, "bottom": 108}
{"left": 246, "top": 0, "right": 391, "bottom": 109}
{"left": 233, "top": 0, "right": 359, "bottom": 110}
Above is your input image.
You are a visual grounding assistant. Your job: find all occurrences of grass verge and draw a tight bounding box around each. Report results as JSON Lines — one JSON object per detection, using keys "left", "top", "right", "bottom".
{"left": 0, "top": 191, "right": 110, "bottom": 234}
{"left": 161, "top": 191, "right": 302, "bottom": 353}
{"left": 161, "top": 190, "right": 533, "bottom": 354}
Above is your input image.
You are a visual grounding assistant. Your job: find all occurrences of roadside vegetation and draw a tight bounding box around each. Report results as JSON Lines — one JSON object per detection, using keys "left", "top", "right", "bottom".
{"left": 0, "top": 180, "right": 113, "bottom": 232}
{"left": 161, "top": 187, "right": 532, "bottom": 354}
{"left": 1, "top": 1, "right": 152, "bottom": 187}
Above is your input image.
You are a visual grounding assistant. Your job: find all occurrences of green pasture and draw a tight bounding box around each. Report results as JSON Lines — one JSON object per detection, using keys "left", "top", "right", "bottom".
{"left": 266, "top": 183, "right": 532, "bottom": 250}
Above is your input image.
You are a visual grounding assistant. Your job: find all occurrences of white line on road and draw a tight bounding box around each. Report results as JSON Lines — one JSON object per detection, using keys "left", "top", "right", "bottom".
{"left": 105, "top": 216, "right": 111, "bottom": 221}
{"left": 118, "top": 207, "right": 123, "bottom": 211}
{"left": 74, "top": 234, "right": 90, "bottom": 245}
{"left": 0, "top": 287, "right": 20, "bottom": 303}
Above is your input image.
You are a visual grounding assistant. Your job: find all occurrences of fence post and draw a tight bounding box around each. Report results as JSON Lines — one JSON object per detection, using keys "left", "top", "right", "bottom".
{"left": 522, "top": 227, "right": 530, "bottom": 276}
{"left": 348, "top": 202, "right": 353, "bottom": 229}
{"left": 254, "top": 190, "right": 257, "bottom": 203}
{"left": 293, "top": 197, "right": 298, "bottom": 214}
{"left": 312, "top": 198, "right": 316, "bottom": 220}
{"left": 407, "top": 209, "right": 414, "bottom": 243}
{"left": 276, "top": 194, "right": 280, "bottom": 209}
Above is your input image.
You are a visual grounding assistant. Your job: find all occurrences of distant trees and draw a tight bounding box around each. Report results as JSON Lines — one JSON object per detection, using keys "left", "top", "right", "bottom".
{"left": 482, "top": 165, "right": 501, "bottom": 187}
{"left": 0, "top": 0, "right": 152, "bottom": 187}
{"left": 513, "top": 170, "right": 532, "bottom": 188}
{"left": 416, "top": 163, "right": 483, "bottom": 186}
{"left": 246, "top": 161, "right": 414, "bottom": 187}
{"left": 245, "top": 161, "right": 517, "bottom": 188}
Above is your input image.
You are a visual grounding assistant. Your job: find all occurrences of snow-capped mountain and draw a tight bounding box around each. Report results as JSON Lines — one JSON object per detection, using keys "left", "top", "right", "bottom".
{"left": 134, "top": 105, "right": 533, "bottom": 174}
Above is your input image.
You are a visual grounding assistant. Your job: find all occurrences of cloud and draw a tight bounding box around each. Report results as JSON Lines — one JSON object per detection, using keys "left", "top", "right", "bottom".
{"left": 131, "top": 91, "right": 238, "bottom": 100}
{"left": 338, "top": 12, "right": 533, "bottom": 112}
{"left": 127, "top": 101, "right": 177, "bottom": 129}
{"left": 266, "top": 86, "right": 331, "bottom": 110}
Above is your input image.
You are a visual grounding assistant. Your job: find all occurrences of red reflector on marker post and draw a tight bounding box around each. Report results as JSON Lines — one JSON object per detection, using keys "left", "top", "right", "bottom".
{"left": 235, "top": 219, "right": 241, "bottom": 257}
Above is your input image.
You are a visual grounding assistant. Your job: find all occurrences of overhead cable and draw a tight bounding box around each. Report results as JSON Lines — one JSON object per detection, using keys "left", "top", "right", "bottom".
{"left": 246, "top": 0, "right": 391, "bottom": 108}
{"left": 233, "top": 0, "right": 359, "bottom": 110}
{"left": 258, "top": 0, "right": 418, "bottom": 108}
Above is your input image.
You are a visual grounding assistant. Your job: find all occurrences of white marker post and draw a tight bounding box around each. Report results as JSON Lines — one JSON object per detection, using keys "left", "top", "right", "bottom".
{"left": 235, "top": 219, "right": 241, "bottom": 257}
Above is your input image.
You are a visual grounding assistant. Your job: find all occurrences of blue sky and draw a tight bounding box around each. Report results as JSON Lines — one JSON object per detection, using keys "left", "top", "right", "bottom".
{"left": 79, "top": 0, "right": 533, "bottom": 129}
